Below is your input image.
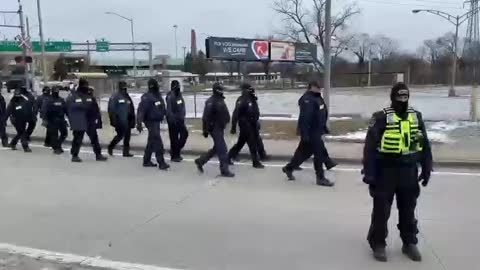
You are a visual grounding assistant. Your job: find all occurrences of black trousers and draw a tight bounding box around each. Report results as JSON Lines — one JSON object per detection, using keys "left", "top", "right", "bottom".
{"left": 144, "top": 122, "right": 165, "bottom": 165}
{"left": 367, "top": 165, "right": 420, "bottom": 248}
{"left": 197, "top": 128, "right": 229, "bottom": 174}
{"left": 109, "top": 125, "right": 132, "bottom": 154}
{"left": 47, "top": 122, "right": 68, "bottom": 151}
{"left": 10, "top": 121, "right": 29, "bottom": 149}
{"left": 168, "top": 121, "right": 189, "bottom": 158}
{"left": 285, "top": 137, "right": 327, "bottom": 178}
{"left": 26, "top": 119, "right": 36, "bottom": 141}
{"left": 44, "top": 128, "right": 51, "bottom": 146}
{"left": 228, "top": 121, "right": 263, "bottom": 163}
{"left": 0, "top": 118, "right": 7, "bottom": 146}
{"left": 71, "top": 129, "right": 102, "bottom": 157}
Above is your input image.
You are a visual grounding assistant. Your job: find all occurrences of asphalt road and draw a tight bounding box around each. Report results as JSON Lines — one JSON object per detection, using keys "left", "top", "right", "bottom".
{"left": 0, "top": 145, "right": 479, "bottom": 270}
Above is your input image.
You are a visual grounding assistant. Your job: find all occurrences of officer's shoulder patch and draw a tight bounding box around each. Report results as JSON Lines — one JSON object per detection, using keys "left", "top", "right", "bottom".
{"left": 319, "top": 104, "right": 325, "bottom": 110}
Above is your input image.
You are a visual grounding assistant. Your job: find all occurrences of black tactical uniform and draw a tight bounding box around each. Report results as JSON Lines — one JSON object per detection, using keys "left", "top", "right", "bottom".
{"left": 166, "top": 80, "right": 188, "bottom": 162}
{"left": 37, "top": 86, "right": 51, "bottom": 147}
{"left": 137, "top": 79, "right": 170, "bottom": 170}
{"left": 228, "top": 83, "right": 266, "bottom": 168}
{"left": 66, "top": 79, "right": 107, "bottom": 162}
{"left": 282, "top": 81, "right": 334, "bottom": 187}
{"left": 41, "top": 86, "right": 68, "bottom": 154}
{"left": 195, "top": 83, "right": 234, "bottom": 177}
{"left": 362, "top": 83, "right": 432, "bottom": 262}
{"left": 5, "top": 87, "right": 35, "bottom": 152}
{"left": 0, "top": 91, "right": 8, "bottom": 147}
{"left": 23, "top": 88, "right": 37, "bottom": 143}
{"left": 108, "top": 81, "right": 135, "bottom": 157}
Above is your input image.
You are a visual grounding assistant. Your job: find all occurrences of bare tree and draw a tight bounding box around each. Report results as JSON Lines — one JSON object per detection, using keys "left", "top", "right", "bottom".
{"left": 273, "top": 0, "right": 359, "bottom": 71}
{"left": 350, "top": 33, "right": 372, "bottom": 65}
{"left": 372, "top": 35, "right": 399, "bottom": 60}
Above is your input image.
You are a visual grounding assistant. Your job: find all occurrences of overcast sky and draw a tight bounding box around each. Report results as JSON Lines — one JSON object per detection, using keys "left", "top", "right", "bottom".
{"left": 0, "top": 0, "right": 468, "bottom": 60}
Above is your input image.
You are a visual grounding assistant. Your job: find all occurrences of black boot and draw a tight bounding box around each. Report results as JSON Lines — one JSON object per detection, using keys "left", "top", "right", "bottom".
{"left": 143, "top": 161, "right": 157, "bottom": 167}
{"left": 107, "top": 145, "right": 114, "bottom": 156}
{"left": 10, "top": 143, "right": 17, "bottom": 151}
{"left": 372, "top": 246, "right": 387, "bottom": 262}
{"left": 316, "top": 177, "right": 335, "bottom": 187}
{"left": 96, "top": 154, "right": 108, "bottom": 161}
{"left": 194, "top": 158, "right": 204, "bottom": 173}
{"left": 123, "top": 149, "right": 134, "bottom": 157}
{"left": 282, "top": 166, "right": 295, "bottom": 181}
{"left": 171, "top": 156, "right": 183, "bottom": 163}
{"left": 71, "top": 156, "right": 82, "bottom": 163}
{"left": 53, "top": 149, "right": 63, "bottom": 155}
{"left": 325, "top": 159, "right": 338, "bottom": 170}
{"left": 1, "top": 139, "right": 8, "bottom": 148}
{"left": 253, "top": 161, "right": 265, "bottom": 169}
{"left": 402, "top": 244, "right": 422, "bottom": 262}
{"left": 23, "top": 146, "right": 32, "bottom": 153}
{"left": 158, "top": 162, "right": 170, "bottom": 171}
{"left": 221, "top": 170, "right": 235, "bottom": 178}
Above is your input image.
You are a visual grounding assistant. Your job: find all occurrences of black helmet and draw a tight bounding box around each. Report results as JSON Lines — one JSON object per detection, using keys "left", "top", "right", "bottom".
{"left": 212, "top": 82, "right": 225, "bottom": 95}
{"left": 148, "top": 78, "right": 159, "bottom": 92}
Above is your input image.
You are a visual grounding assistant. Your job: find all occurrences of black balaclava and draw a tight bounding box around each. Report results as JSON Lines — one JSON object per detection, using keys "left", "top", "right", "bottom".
{"left": 51, "top": 86, "right": 60, "bottom": 98}
{"left": 171, "top": 80, "right": 181, "bottom": 95}
{"left": 77, "top": 78, "right": 89, "bottom": 94}
{"left": 118, "top": 81, "right": 128, "bottom": 95}
{"left": 13, "top": 87, "right": 22, "bottom": 100}
{"left": 148, "top": 79, "right": 160, "bottom": 97}
{"left": 240, "top": 82, "right": 256, "bottom": 99}
{"left": 390, "top": 82, "right": 410, "bottom": 115}
{"left": 42, "top": 86, "right": 51, "bottom": 96}
{"left": 19, "top": 85, "right": 28, "bottom": 95}
{"left": 212, "top": 82, "right": 225, "bottom": 97}
{"left": 307, "top": 80, "right": 322, "bottom": 97}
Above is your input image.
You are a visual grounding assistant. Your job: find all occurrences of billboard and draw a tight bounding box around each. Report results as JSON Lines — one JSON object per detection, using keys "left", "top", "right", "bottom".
{"left": 295, "top": 43, "right": 318, "bottom": 62}
{"left": 270, "top": 41, "right": 296, "bottom": 61}
{"left": 206, "top": 37, "right": 269, "bottom": 61}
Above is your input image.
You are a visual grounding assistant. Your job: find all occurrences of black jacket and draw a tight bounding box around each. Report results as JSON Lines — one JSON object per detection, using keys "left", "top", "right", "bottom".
{"left": 108, "top": 92, "right": 135, "bottom": 129}
{"left": 0, "top": 94, "right": 5, "bottom": 117}
{"left": 67, "top": 89, "right": 100, "bottom": 131}
{"left": 362, "top": 108, "right": 433, "bottom": 181}
{"left": 5, "top": 94, "right": 36, "bottom": 124}
{"left": 202, "top": 94, "right": 230, "bottom": 133}
{"left": 297, "top": 91, "right": 329, "bottom": 141}
{"left": 41, "top": 95, "right": 67, "bottom": 127}
{"left": 36, "top": 94, "right": 50, "bottom": 115}
{"left": 231, "top": 93, "right": 260, "bottom": 129}
{"left": 137, "top": 91, "right": 167, "bottom": 125}
{"left": 166, "top": 91, "right": 186, "bottom": 124}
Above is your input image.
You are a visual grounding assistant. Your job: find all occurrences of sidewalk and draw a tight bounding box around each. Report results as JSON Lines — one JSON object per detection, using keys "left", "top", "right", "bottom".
{"left": 6, "top": 123, "right": 479, "bottom": 168}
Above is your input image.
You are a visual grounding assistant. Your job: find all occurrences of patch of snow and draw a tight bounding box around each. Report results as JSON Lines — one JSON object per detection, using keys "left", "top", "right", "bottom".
{"left": 428, "top": 121, "right": 479, "bottom": 131}
{"left": 326, "top": 130, "right": 453, "bottom": 144}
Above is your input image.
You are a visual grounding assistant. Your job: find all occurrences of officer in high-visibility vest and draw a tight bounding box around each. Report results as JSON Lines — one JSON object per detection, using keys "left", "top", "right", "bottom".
{"left": 362, "top": 82, "right": 432, "bottom": 262}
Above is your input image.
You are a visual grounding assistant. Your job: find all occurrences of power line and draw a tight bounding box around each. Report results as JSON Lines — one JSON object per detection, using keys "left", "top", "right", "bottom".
{"left": 358, "top": 0, "right": 464, "bottom": 9}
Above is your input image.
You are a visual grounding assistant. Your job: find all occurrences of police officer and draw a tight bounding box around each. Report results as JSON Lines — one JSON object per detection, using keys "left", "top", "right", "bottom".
{"left": 228, "top": 83, "right": 265, "bottom": 168}
{"left": 37, "top": 86, "right": 51, "bottom": 147}
{"left": 23, "top": 86, "right": 37, "bottom": 143}
{"left": 66, "top": 79, "right": 107, "bottom": 162}
{"left": 362, "top": 82, "right": 432, "bottom": 262}
{"left": 108, "top": 81, "right": 135, "bottom": 157}
{"left": 166, "top": 80, "right": 188, "bottom": 162}
{"left": 282, "top": 81, "right": 334, "bottom": 187}
{"left": 136, "top": 78, "right": 170, "bottom": 170}
{"left": 0, "top": 89, "right": 8, "bottom": 147}
{"left": 41, "top": 86, "right": 68, "bottom": 154}
{"left": 5, "top": 86, "right": 35, "bottom": 152}
{"left": 194, "top": 83, "right": 234, "bottom": 177}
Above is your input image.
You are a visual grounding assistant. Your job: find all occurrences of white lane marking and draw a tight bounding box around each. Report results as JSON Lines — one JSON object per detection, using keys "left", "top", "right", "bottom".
{"left": 0, "top": 243, "right": 182, "bottom": 270}
{"left": 24, "top": 144, "right": 480, "bottom": 177}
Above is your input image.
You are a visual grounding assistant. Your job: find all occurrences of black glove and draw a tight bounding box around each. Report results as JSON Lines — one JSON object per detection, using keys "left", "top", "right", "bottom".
{"left": 230, "top": 127, "right": 236, "bottom": 135}
{"left": 203, "top": 130, "right": 209, "bottom": 138}
{"left": 418, "top": 169, "right": 431, "bottom": 187}
{"left": 136, "top": 123, "right": 143, "bottom": 133}
{"left": 362, "top": 175, "right": 375, "bottom": 185}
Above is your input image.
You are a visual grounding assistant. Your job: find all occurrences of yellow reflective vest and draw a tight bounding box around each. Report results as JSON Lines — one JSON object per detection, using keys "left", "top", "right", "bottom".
{"left": 379, "top": 107, "right": 423, "bottom": 155}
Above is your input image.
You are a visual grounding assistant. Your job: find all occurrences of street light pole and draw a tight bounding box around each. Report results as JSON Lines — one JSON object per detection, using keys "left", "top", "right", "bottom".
{"left": 105, "top": 12, "right": 137, "bottom": 86}
{"left": 173, "top": 24, "right": 178, "bottom": 59}
{"left": 36, "top": 0, "right": 47, "bottom": 85}
{"left": 324, "top": 0, "right": 332, "bottom": 110}
{"left": 413, "top": 8, "right": 480, "bottom": 97}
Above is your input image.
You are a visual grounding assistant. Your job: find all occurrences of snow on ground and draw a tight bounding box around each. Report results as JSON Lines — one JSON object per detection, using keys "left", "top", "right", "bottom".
{"left": 325, "top": 130, "right": 452, "bottom": 144}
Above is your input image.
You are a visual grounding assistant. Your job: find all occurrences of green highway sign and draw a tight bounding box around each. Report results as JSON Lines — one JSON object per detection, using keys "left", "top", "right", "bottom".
{"left": 96, "top": 40, "right": 110, "bottom": 52}
{"left": 0, "top": 40, "right": 72, "bottom": 53}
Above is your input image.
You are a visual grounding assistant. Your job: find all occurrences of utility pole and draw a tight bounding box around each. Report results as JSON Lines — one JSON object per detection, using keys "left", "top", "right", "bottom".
{"left": 18, "top": 0, "right": 29, "bottom": 89}
{"left": 182, "top": 46, "right": 187, "bottom": 64}
{"left": 324, "top": 0, "right": 332, "bottom": 109}
{"left": 36, "top": 0, "right": 47, "bottom": 84}
{"left": 173, "top": 24, "right": 178, "bottom": 59}
{"left": 26, "top": 16, "right": 36, "bottom": 91}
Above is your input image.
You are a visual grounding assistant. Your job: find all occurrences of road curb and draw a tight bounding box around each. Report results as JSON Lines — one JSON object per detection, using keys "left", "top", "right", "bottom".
{"left": 12, "top": 133, "right": 480, "bottom": 169}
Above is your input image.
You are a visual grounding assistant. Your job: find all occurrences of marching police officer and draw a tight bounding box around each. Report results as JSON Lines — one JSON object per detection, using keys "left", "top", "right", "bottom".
{"left": 136, "top": 78, "right": 170, "bottom": 170}
{"left": 23, "top": 87, "right": 37, "bottom": 143}
{"left": 362, "top": 82, "right": 432, "bottom": 262}
{"left": 41, "top": 86, "right": 68, "bottom": 154}
{"left": 5, "top": 86, "right": 35, "bottom": 152}
{"left": 282, "top": 81, "right": 334, "bottom": 187}
{"left": 67, "top": 79, "right": 107, "bottom": 162}
{"left": 37, "top": 86, "right": 51, "bottom": 147}
{"left": 228, "top": 83, "right": 265, "bottom": 168}
{"left": 166, "top": 80, "right": 188, "bottom": 162}
{"left": 0, "top": 89, "right": 8, "bottom": 147}
{"left": 108, "top": 81, "right": 135, "bottom": 157}
{"left": 194, "top": 83, "right": 234, "bottom": 177}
